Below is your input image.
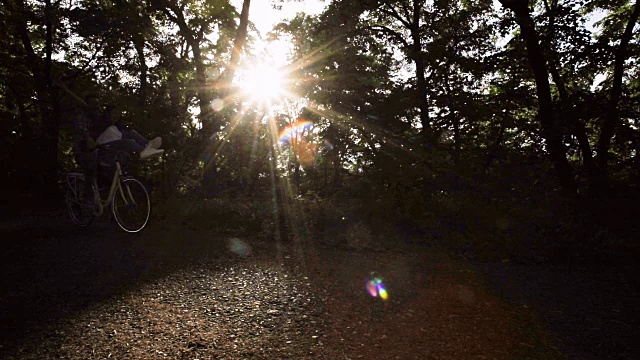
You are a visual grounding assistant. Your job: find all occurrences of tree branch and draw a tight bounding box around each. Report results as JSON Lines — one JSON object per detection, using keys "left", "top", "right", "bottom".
{"left": 365, "top": 24, "right": 410, "bottom": 49}
{"left": 381, "top": 0, "right": 412, "bottom": 29}
{"left": 65, "top": 35, "right": 108, "bottom": 83}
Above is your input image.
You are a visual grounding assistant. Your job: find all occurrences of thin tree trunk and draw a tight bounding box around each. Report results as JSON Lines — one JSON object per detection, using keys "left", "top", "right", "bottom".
{"left": 133, "top": 36, "right": 148, "bottom": 122}
{"left": 453, "top": 115, "right": 460, "bottom": 165}
{"left": 192, "top": 44, "right": 210, "bottom": 135}
{"left": 484, "top": 117, "right": 505, "bottom": 174}
{"left": 40, "top": 0, "right": 61, "bottom": 202}
{"left": 410, "top": 2, "right": 431, "bottom": 149}
{"left": 333, "top": 150, "right": 341, "bottom": 190}
{"left": 593, "top": 0, "right": 640, "bottom": 192}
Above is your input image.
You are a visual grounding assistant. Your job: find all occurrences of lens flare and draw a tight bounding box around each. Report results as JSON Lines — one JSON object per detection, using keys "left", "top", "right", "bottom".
{"left": 278, "top": 120, "right": 319, "bottom": 166}
{"left": 226, "top": 237, "right": 252, "bottom": 257}
{"left": 366, "top": 276, "right": 388, "bottom": 301}
{"left": 278, "top": 120, "right": 313, "bottom": 143}
{"left": 366, "top": 280, "right": 378, "bottom": 297}
{"left": 377, "top": 284, "right": 388, "bottom": 300}
{"left": 212, "top": 98, "right": 224, "bottom": 111}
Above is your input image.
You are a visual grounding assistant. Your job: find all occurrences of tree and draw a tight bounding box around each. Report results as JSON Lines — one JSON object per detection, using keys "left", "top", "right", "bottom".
{"left": 273, "top": 11, "right": 400, "bottom": 193}
{"left": 152, "top": 0, "right": 235, "bottom": 137}
{"left": 2, "top": 0, "right": 68, "bottom": 201}
{"left": 593, "top": 0, "right": 640, "bottom": 192}
{"left": 498, "top": 0, "right": 577, "bottom": 196}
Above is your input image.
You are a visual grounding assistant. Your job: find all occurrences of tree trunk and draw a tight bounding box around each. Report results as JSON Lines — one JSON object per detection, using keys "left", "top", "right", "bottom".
{"left": 593, "top": 0, "right": 640, "bottom": 193}
{"left": 542, "top": 0, "right": 595, "bottom": 189}
{"left": 40, "top": 0, "right": 62, "bottom": 203}
{"left": 194, "top": 42, "right": 221, "bottom": 196}
{"left": 410, "top": 1, "right": 431, "bottom": 149}
{"left": 9, "top": 0, "right": 61, "bottom": 203}
{"left": 133, "top": 35, "right": 148, "bottom": 123}
{"left": 484, "top": 116, "right": 506, "bottom": 174}
{"left": 158, "top": 4, "right": 213, "bottom": 136}
{"left": 203, "top": 0, "right": 251, "bottom": 196}
{"left": 192, "top": 45, "right": 210, "bottom": 135}
{"left": 499, "top": 0, "right": 576, "bottom": 196}
{"left": 221, "top": 0, "right": 251, "bottom": 88}
{"left": 333, "top": 149, "right": 341, "bottom": 190}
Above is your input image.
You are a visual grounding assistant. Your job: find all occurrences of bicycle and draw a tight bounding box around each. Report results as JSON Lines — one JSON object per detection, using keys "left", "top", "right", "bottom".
{"left": 65, "top": 147, "right": 151, "bottom": 233}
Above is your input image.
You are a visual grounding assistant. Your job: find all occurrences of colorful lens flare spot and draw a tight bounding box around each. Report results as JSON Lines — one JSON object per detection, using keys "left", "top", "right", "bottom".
{"left": 226, "top": 237, "right": 252, "bottom": 258}
{"left": 278, "top": 120, "right": 313, "bottom": 143}
{"left": 211, "top": 98, "right": 224, "bottom": 111}
{"left": 366, "top": 277, "right": 389, "bottom": 301}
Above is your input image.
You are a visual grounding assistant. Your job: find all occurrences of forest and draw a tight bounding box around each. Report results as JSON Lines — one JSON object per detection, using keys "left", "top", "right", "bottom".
{"left": 2, "top": 0, "right": 639, "bottom": 259}
{"left": 2, "top": 1, "right": 640, "bottom": 358}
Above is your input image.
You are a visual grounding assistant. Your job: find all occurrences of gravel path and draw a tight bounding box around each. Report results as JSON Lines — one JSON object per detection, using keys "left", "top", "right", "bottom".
{"left": 4, "top": 214, "right": 631, "bottom": 359}
{"left": 0, "top": 215, "right": 328, "bottom": 359}
{"left": 4, "top": 262, "right": 327, "bottom": 359}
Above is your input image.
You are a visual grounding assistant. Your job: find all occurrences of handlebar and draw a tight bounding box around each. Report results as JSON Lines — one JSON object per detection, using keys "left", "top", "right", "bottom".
{"left": 96, "top": 144, "right": 131, "bottom": 167}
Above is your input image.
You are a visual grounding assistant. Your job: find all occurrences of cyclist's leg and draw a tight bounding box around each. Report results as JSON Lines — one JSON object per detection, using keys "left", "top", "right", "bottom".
{"left": 75, "top": 150, "right": 99, "bottom": 202}
{"left": 75, "top": 151, "right": 95, "bottom": 182}
{"left": 121, "top": 129, "right": 149, "bottom": 147}
{"left": 107, "top": 138, "right": 162, "bottom": 159}
{"left": 105, "top": 138, "right": 145, "bottom": 155}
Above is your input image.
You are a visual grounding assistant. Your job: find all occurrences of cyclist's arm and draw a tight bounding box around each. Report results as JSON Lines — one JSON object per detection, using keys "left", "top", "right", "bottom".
{"left": 54, "top": 80, "right": 89, "bottom": 110}
{"left": 73, "top": 114, "right": 97, "bottom": 150}
{"left": 83, "top": 130, "right": 97, "bottom": 150}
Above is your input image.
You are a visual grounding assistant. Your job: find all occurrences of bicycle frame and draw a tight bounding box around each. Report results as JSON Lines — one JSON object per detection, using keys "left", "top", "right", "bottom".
{"left": 94, "top": 160, "right": 134, "bottom": 217}
{"left": 65, "top": 172, "right": 90, "bottom": 206}
{"left": 66, "top": 160, "right": 133, "bottom": 217}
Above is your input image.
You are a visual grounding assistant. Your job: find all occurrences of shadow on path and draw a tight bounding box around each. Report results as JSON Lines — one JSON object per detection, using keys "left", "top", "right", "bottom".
{"left": 476, "top": 261, "right": 639, "bottom": 360}
{"left": 0, "top": 213, "right": 231, "bottom": 351}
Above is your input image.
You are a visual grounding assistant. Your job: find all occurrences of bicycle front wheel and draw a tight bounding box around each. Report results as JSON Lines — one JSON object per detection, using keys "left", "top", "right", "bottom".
{"left": 112, "top": 177, "right": 150, "bottom": 233}
{"left": 65, "top": 176, "right": 95, "bottom": 227}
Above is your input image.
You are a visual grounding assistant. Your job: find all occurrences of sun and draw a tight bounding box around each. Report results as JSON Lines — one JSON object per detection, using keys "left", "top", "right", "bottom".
{"left": 235, "top": 35, "right": 296, "bottom": 107}
{"left": 238, "top": 61, "right": 286, "bottom": 105}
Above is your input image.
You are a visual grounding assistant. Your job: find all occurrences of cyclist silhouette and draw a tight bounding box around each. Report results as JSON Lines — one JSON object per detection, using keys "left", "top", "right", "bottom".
{"left": 56, "top": 81, "right": 163, "bottom": 199}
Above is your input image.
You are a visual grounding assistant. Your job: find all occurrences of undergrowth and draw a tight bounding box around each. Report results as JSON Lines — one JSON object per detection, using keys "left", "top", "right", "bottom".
{"left": 150, "top": 182, "right": 639, "bottom": 267}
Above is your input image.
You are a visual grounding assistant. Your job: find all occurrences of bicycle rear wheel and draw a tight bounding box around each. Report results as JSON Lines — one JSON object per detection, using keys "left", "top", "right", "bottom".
{"left": 112, "top": 177, "right": 150, "bottom": 233}
{"left": 65, "top": 175, "right": 95, "bottom": 227}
